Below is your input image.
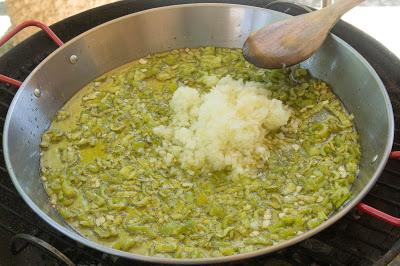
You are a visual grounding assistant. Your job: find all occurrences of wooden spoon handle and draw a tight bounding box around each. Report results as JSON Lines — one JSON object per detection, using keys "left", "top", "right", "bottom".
{"left": 325, "top": 0, "right": 365, "bottom": 22}
{"left": 242, "top": 0, "right": 365, "bottom": 68}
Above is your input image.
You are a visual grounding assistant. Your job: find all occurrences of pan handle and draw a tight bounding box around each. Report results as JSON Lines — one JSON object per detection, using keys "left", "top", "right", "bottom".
{"left": 389, "top": 151, "right": 400, "bottom": 159}
{"left": 355, "top": 150, "right": 400, "bottom": 227}
{"left": 0, "top": 20, "right": 64, "bottom": 88}
{"left": 356, "top": 203, "right": 400, "bottom": 227}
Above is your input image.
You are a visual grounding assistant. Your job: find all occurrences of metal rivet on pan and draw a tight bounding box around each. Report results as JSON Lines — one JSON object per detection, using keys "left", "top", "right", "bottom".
{"left": 371, "top": 155, "right": 378, "bottom": 164}
{"left": 33, "top": 88, "right": 41, "bottom": 97}
{"left": 69, "top": 55, "right": 78, "bottom": 64}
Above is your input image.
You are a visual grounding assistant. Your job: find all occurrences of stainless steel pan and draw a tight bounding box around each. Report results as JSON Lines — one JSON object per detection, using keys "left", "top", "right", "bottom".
{"left": 1, "top": 3, "right": 397, "bottom": 264}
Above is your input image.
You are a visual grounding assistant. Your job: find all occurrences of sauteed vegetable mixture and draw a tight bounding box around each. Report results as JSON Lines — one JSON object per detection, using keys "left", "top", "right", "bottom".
{"left": 40, "top": 47, "right": 360, "bottom": 258}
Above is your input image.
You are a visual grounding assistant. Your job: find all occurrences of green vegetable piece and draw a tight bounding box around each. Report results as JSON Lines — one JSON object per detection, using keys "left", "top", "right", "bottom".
{"left": 112, "top": 233, "right": 137, "bottom": 251}
{"left": 54, "top": 110, "right": 70, "bottom": 121}
{"left": 119, "top": 165, "right": 134, "bottom": 178}
{"left": 126, "top": 224, "right": 154, "bottom": 236}
{"left": 307, "top": 218, "right": 323, "bottom": 229}
{"left": 155, "top": 242, "right": 178, "bottom": 253}
{"left": 245, "top": 236, "right": 272, "bottom": 246}
{"left": 134, "top": 70, "right": 146, "bottom": 81}
{"left": 331, "top": 187, "right": 351, "bottom": 208}
{"left": 209, "top": 205, "right": 226, "bottom": 218}
{"left": 94, "top": 227, "right": 116, "bottom": 239}
{"left": 196, "top": 192, "right": 208, "bottom": 205}
{"left": 156, "top": 72, "right": 172, "bottom": 81}
{"left": 161, "top": 222, "right": 183, "bottom": 236}
{"left": 61, "top": 181, "right": 76, "bottom": 198}
{"left": 220, "top": 247, "right": 236, "bottom": 256}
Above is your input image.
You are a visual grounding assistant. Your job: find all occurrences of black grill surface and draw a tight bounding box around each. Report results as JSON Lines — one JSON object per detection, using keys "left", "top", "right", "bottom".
{"left": 0, "top": 1, "right": 400, "bottom": 265}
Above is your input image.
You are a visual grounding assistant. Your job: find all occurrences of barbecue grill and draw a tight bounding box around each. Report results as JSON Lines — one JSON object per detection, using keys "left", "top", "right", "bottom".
{"left": 0, "top": 1, "right": 399, "bottom": 265}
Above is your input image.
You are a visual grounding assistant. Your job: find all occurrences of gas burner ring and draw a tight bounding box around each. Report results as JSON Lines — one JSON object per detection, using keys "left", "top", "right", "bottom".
{"left": 10, "top": 233, "right": 75, "bottom": 266}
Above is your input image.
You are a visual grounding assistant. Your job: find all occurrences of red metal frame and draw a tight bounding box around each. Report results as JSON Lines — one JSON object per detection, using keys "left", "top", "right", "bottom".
{"left": 0, "top": 20, "right": 64, "bottom": 88}
{"left": 354, "top": 150, "right": 400, "bottom": 227}
{"left": 0, "top": 19, "right": 399, "bottom": 227}
{"left": 389, "top": 151, "right": 400, "bottom": 159}
{"left": 357, "top": 203, "right": 400, "bottom": 227}
{"left": 0, "top": 74, "right": 22, "bottom": 87}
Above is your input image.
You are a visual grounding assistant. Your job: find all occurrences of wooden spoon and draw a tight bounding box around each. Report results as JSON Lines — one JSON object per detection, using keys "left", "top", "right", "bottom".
{"left": 243, "top": 0, "right": 364, "bottom": 69}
